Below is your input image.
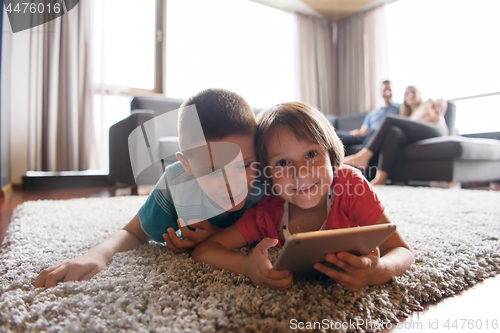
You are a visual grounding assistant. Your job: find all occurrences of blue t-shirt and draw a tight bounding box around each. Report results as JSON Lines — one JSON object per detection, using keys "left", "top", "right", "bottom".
{"left": 138, "top": 161, "right": 265, "bottom": 242}
{"left": 361, "top": 103, "right": 400, "bottom": 130}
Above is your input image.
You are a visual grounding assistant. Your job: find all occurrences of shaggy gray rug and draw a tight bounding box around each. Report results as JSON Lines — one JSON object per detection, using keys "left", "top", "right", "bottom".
{"left": 1, "top": 186, "right": 500, "bottom": 333}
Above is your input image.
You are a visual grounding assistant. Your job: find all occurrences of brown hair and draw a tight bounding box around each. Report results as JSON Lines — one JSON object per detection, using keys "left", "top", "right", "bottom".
{"left": 178, "top": 88, "right": 256, "bottom": 151}
{"left": 255, "top": 102, "right": 344, "bottom": 181}
{"left": 400, "top": 85, "right": 423, "bottom": 117}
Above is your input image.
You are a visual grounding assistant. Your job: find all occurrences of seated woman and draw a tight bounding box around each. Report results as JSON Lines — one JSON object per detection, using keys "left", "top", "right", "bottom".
{"left": 344, "top": 86, "right": 448, "bottom": 185}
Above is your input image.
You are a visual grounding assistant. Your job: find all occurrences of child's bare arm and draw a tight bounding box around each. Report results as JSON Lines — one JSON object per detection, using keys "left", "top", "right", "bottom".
{"left": 163, "top": 219, "right": 222, "bottom": 253}
{"left": 314, "top": 212, "right": 414, "bottom": 291}
{"left": 369, "top": 213, "right": 415, "bottom": 284}
{"left": 191, "top": 225, "right": 249, "bottom": 273}
{"left": 35, "top": 213, "right": 149, "bottom": 289}
{"left": 192, "top": 225, "right": 293, "bottom": 290}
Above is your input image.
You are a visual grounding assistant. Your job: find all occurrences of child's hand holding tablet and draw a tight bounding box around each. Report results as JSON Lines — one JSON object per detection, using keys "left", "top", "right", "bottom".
{"left": 273, "top": 223, "right": 397, "bottom": 290}
{"left": 273, "top": 223, "right": 396, "bottom": 274}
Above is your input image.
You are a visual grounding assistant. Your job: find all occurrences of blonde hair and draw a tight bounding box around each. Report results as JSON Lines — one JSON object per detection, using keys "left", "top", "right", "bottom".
{"left": 400, "top": 85, "right": 423, "bottom": 117}
{"left": 255, "top": 102, "right": 344, "bottom": 184}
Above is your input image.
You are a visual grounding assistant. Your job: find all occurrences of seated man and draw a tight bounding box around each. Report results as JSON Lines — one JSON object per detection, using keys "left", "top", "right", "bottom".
{"left": 336, "top": 80, "right": 399, "bottom": 148}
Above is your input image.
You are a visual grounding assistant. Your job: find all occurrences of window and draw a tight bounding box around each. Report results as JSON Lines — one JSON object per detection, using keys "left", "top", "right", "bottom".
{"left": 92, "top": 0, "right": 295, "bottom": 172}
{"left": 386, "top": 0, "right": 500, "bottom": 134}
{"left": 92, "top": 0, "right": 158, "bottom": 171}
{"left": 93, "top": 0, "right": 157, "bottom": 90}
{"left": 165, "top": 0, "right": 295, "bottom": 109}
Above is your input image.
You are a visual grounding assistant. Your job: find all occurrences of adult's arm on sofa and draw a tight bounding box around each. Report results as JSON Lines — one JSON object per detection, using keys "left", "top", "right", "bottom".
{"left": 349, "top": 125, "right": 370, "bottom": 137}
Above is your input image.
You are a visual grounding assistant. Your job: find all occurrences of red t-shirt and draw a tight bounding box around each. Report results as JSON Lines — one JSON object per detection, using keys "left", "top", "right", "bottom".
{"left": 235, "top": 165, "right": 385, "bottom": 248}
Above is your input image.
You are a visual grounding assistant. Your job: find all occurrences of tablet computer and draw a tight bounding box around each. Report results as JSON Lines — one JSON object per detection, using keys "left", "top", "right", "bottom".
{"left": 273, "top": 223, "right": 397, "bottom": 276}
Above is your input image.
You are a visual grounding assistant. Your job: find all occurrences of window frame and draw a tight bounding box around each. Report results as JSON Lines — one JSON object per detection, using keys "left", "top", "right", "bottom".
{"left": 94, "top": 0, "right": 166, "bottom": 99}
{"left": 448, "top": 92, "right": 500, "bottom": 104}
{"left": 385, "top": 0, "right": 500, "bottom": 134}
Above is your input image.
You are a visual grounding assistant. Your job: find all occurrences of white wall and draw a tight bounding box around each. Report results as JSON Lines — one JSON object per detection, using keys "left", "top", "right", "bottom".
{"left": 1, "top": 7, "right": 12, "bottom": 187}
{"left": 3, "top": 13, "right": 30, "bottom": 185}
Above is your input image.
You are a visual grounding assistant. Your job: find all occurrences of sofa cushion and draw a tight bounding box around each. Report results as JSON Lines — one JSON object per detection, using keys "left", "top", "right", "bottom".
{"left": 396, "top": 136, "right": 500, "bottom": 161}
{"left": 335, "top": 113, "right": 366, "bottom": 131}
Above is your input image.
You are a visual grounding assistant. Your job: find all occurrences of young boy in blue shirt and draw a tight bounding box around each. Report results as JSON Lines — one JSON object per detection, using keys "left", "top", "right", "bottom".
{"left": 35, "top": 88, "right": 265, "bottom": 288}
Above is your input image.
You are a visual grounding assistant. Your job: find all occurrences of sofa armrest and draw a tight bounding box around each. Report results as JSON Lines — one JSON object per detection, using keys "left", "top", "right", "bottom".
{"left": 108, "top": 111, "right": 157, "bottom": 185}
{"left": 131, "top": 96, "right": 183, "bottom": 115}
{"left": 131, "top": 109, "right": 157, "bottom": 116}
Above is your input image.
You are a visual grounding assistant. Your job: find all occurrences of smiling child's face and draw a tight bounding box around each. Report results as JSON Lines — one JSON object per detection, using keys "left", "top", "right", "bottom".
{"left": 181, "top": 134, "right": 257, "bottom": 213}
{"left": 266, "top": 125, "right": 333, "bottom": 210}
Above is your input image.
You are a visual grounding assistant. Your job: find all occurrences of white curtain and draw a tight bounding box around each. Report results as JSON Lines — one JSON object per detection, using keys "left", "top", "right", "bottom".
{"left": 363, "top": 7, "right": 389, "bottom": 112}
{"left": 295, "top": 13, "right": 335, "bottom": 115}
{"left": 335, "top": 11, "right": 366, "bottom": 116}
{"left": 28, "top": 1, "right": 95, "bottom": 171}
{"left": 295, "top": 6, "right": 389, "bottom": 116}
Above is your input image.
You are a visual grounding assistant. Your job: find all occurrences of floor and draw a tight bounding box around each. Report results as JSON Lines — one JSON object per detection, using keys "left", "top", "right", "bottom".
{"left": 0, "top": 187, "right": 117, "bottom": 246}
{"left": 1, "top": 186, "right": 499, "bottom": 332}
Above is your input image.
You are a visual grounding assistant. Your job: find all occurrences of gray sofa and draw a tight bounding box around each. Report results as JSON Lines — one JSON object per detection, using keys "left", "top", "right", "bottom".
{"left": 109, "top": 97, "right": 183, "bottom": 186}
{"left": 109, "top": 96, "right": 263, "bottom": 186}
{"left": 109, "top": 97, "right": 500, "bottom": 186}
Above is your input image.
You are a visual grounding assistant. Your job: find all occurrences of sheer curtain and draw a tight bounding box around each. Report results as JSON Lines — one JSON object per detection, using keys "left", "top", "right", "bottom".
{"left": 295, "top": 13, "right": 335, "bottom": 115}
{"left": 363, "top": 6, "right": 389, "bottom": 112}
{"left": 28, "top": 1, "right": 95, "bottom": 171}
{"left": 295, "top": 6, "right": 389, "bottom": 116}
{"left": 335, "top": 11, "right": 366, "bottom": 116}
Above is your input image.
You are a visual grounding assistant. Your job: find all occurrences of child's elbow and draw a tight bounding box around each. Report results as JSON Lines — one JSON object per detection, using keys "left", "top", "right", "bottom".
{"left": 191, "top": 240, "right": 216, "bottom": 261}
{"left": 403, "top": 246, "right": 415, "bottom": 268}
{"left": 191, "top": 244, "right": 204, "bottom": 261}
{"left": 406, "top": 244, "right": 415, "bottom": 263}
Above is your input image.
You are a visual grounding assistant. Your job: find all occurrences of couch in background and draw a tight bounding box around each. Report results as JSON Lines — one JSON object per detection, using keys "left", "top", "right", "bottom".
{"left": 109, "top": 96, "right": 263, "bottom": 186}
{"left": 330, "top": 102, "right": 500, "bottom": 184}
{"left": 109, "top": 97, "right": 500, "bottom": 186}
{"left": 109, "top": 97, "right": 183, "bottom": 186}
